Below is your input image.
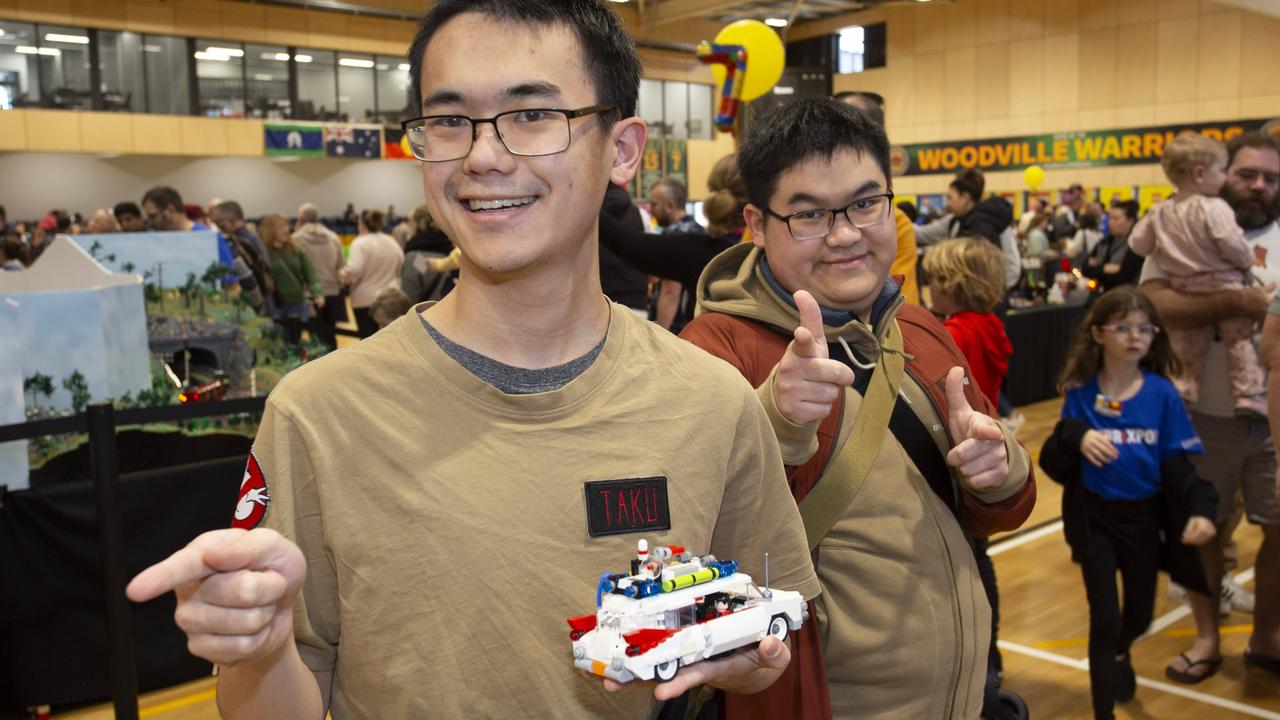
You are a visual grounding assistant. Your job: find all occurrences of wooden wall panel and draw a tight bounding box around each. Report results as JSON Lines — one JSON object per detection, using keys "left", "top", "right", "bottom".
{"left": 0, "top": 109, "right": 28, "bottom": 151}
{"left": 913, "top": 4, "right": 946, "bottom": 54}
{"left": 174, "top": 0, "right": 221, "bottom": 37}
{"left": 1115, "top": 21, "right": 1157, "bottom": 106}
{"left": 1196, "top": 12, "right": 1241, "bottom": 101}
{"left": 131, "top": 114, "right": 183, "bottom": 155}
{"left": 71, "top": 0, "right": 126, "bottom": 28}
{"left": 912, "top": 50, "right": 946, "bottom": 122}
{"left": 17, "top": 0, "right": 71, "bottom": 24}
{"left": 1079, "top": 0, "right": 1117, "bottom": 30}
{"left": 973, "top": 42, "right": 1009, "bottom": 122}
{"left": 80, "top": 112, "right": 135, "bottom": 154}
{"left": 1155, "top": 17, "right": 1198, "bottom": 104}
{"left": 264, "top": 6, "right": 308, "bottom": 47}
{"left": 1006, "top": 0, "right": 1044, "bottom": 38}
{"left": 1077, "top": 29, "right": 1117, "bottom": 111}
{"left": 0, "top": 0, "right": 16, "bottom": 18}
{"left": 1042, "top": 0, "right": 1079, "bottom": 36}
{"left": 944, "top": 0, "right": 976, "bottom": 50}
{"left": 1238, "top": 14, "right": 1280, "bottom": 97}
{"left": 308, "top": 11, "right": 348, "bottom": 52}
{"left": 25, "top": 110, "right": 82, "bottom": 152}
{"left": 974, "top": 0, "right": 1009, "bottom": 46}
{"left": 943, "top": 46, "right": 977, "bottom": 122}
{"left": 124, "top": 0, "right": 174, "bottom": 33}
{"left": 221, "top": 2, "right": 265, "bottom": 44}
{"left": 180, "top": 116, "right": 228, "bottom": 155}
{"left": 1007, "top": 38, "right": 1044, "bottom": 118}
{"left": 885, "top": 6, "right": 916, "bottom": 59}
{"left": 346, "top": 15, "right": 386, "bottom": 55}
{"left": 226, "top": 118, "right": 263, "bottom": 157}
{"left": 1117, "top": 0, "right": 1158, "bottom": 26}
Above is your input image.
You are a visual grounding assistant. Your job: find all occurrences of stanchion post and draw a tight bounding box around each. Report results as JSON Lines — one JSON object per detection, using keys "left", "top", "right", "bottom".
{"left": 87, "top": 403, "right": 140, "bottom": 720}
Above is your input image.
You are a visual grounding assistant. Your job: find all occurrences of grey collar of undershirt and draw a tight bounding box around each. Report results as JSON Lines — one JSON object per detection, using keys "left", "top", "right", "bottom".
{"left": 418, "top": 314, "right": 605, "bottom": 395}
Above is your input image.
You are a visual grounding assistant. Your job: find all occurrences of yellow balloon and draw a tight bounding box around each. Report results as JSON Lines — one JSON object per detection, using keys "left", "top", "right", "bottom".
{"left": 1024, "top": 165, "right": 1045, "bottom": 190}
{"left": 710, "top": 20, "right": 785, "bottom": 102}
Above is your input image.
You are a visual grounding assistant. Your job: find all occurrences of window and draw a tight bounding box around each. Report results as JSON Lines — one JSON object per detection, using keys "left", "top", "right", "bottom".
{"left": 245, "top": 43, "right": 291, "bottom": 119}
{"left": 663, "top": 80, "right": 688, "bottom": 140}
{"left": 336, "top": 53, "right": 374, "bottom": 122}
{"left": 36, "top": 24, "right": 92, "bottom": 109}
{"left": 688, "top": 83, "right": 712, "bottom": 140}
{"left": 98, "top": 30, "right": 144, "bottom": 112}
{"left": 195, "top": 38, "right": 244, "bottom": 117}
{"left": 143, "top": 35, "right": 189, "bottom": 115}
{"left": 295, "top": 49, "right": 336, "bottom": 120}
{"left": 0, "top": 21, "right": 39, "bottom": 108}
{"left": 374, "top": 55, "right": 413, "bottom": 123}
{"left": 837, "top": 26, "right": 864, "bottom": 74}
{"left": 636, "top": 78, "right": 713, "bottom": 140}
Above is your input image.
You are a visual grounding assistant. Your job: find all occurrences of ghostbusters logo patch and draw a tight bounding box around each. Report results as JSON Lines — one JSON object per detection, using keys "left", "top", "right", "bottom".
{"left": 232, "top": 452, "right": 270, "bottom": 530}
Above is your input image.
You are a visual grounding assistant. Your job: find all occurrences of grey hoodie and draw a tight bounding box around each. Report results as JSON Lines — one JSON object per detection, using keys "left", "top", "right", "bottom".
{"left": 293, "top": 223, "right": 345, "bottom": 296}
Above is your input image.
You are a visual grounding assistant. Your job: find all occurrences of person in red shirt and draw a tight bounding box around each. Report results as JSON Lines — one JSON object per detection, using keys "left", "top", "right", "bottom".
{"left": 923, "top": 237, "right": 1015, "bottom": 407}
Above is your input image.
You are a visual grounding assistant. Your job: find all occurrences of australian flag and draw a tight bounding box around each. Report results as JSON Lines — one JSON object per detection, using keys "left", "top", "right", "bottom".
{"left": 325, "top": 124, "right": 381, "bottom": 158}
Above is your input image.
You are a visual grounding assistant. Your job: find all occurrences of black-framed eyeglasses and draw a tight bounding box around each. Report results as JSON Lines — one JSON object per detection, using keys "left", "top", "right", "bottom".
{"left": 400, "top": 103, "right": 617, "bottom": 162}
{"left": 764, "top": 192, "right": 895, "bottom": 241}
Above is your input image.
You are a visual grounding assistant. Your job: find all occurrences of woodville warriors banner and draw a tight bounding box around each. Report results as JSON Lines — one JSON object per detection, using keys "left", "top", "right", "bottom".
{"left": 893, "top": 118, "right": 1272, "bottom": 177}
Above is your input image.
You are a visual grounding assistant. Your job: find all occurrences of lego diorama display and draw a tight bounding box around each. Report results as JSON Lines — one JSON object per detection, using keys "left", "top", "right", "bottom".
{"left": 568, "top": 540, "right": 806, "bottom": 683}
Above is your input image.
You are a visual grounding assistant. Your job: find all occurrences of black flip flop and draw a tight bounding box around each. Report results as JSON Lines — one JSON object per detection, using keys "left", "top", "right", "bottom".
{"left": 1164, "top": 653, "right": 1223, "bottom": 684}
{"left": 1244, "top": 648, "right": 1280, "bottom": 676}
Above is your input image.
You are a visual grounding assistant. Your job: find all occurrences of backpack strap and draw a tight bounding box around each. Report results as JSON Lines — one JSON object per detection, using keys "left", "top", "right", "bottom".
{"left": 797, "top": 319, "right": 905, "bottom": 551}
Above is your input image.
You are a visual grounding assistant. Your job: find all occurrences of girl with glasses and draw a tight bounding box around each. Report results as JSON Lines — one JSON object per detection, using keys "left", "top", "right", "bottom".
{"left": 1040, "top": 286, "right": 1220, "bottom": 720}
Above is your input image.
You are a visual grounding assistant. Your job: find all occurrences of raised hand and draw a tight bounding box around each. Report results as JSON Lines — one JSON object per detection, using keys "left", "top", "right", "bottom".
{"left": 773, "top": 289, "right": 856, "bottom": 424}
{"left": 943, "top": 366, "right": 1008, "bottom": 490}
{"left": 126, "top": 528, "right": 306, "bottom": 667}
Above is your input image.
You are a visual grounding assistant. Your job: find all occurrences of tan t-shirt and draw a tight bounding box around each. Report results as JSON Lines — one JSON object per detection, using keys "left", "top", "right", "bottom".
{"left": 253, "top": 301, "right": 820, "bottom": 719}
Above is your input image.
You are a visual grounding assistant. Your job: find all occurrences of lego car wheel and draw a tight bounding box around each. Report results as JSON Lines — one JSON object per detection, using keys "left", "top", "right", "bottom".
{"left": 655, "top": 658, "right": 679, "bottom": 682}
{"left": 768, "top": 615, "right": 789, "bottom": 642}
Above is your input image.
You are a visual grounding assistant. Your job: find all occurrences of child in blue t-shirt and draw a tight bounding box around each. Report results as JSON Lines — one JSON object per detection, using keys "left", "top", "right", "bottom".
{"left": 1040, "top": 286, "right": 1219, "bottom": 720}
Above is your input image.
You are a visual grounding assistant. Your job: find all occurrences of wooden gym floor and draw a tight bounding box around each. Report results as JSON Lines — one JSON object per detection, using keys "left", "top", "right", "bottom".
{"left": 57, "top": 399, "right": 1280, "bottom": 719}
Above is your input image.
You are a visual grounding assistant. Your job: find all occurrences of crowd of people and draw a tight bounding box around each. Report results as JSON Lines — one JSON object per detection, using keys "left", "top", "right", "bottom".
{"left": 4, "top": 2, "right": 1279, "bottom": 718}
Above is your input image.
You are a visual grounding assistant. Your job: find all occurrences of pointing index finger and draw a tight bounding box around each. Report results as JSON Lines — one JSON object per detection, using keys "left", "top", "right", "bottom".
{"left": 792, "top": 290, "right": 828, "bottom": 359}
{"left": 126, "top": 543, "right": 217, "bottom": 603}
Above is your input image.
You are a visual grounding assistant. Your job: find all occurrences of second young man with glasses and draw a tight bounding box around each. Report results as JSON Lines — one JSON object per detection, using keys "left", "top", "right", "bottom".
{"left": 680, "top": 98, "right": 1036, "bottom": 718}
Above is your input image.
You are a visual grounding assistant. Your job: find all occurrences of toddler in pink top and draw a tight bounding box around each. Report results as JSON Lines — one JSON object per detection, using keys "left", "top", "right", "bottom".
{"left": 1129, "top": 133, "right": 1263, "bottom": 418}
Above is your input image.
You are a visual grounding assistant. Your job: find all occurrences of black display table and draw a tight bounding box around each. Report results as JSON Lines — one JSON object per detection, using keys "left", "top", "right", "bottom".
{"left": 1004, "top": 298, "right": 1090, "bottom": 406}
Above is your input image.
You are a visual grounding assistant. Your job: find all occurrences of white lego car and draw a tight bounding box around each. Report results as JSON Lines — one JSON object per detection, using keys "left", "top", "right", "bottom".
{"left": 568, "top": 540, "right": 807, "bottom": 683}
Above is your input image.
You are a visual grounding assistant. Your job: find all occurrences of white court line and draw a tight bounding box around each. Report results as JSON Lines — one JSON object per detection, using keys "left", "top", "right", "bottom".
{"left": 999, "top": 637, "right": 1280, "bottom": 720}
{"left": 988, "top": 520, "right": 1064, "bottom": 557}
{"left": 1146, "top": 568, "right": 1257, "bottom": 637}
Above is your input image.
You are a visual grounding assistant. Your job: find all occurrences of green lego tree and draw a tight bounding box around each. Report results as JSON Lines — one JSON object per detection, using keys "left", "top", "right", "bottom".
{"left": 62, "top": 371, "right": 91, "bottom": 413}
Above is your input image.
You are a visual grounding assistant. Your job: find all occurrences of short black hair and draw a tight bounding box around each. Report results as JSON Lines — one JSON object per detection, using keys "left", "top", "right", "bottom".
{"left": 406, "top": 0, "right": 640, "bottom": 130}
{"left": 142, "top": 186, "right": 184, "bottom": 213}
{"left": 950, "top": 168, "right": 984, "bottom": 201}
{"left": 213, "top": 200, "right": 245, "bottom": 221}
{"left": 1112, "top": 199, "right": 1139, "bottom": 221}
{"left": 1227, "top": 131, "right": 1280, "bottom": 167}
{"left": 738, "top": 97, "right": 891, "bottom": 211}
{"left": 653, "top": 177, "right": 688, "bottom": 207}
{"left": 114, "top": 201, "right": 141, "bottom": 219}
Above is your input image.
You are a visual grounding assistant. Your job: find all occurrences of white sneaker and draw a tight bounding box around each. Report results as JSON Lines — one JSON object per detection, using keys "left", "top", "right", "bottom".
{"left": 1222, "top": 578, "right": 1255, "bottom": 614}
{"left": 1001, "top": 411, "right": 1026, "bottom": 434}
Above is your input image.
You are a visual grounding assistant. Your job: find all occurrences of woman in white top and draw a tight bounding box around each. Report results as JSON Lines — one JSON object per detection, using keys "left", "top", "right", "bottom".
{"left": 340, "top": 208, "right": 404, "bottom": 339}
{"left": 1064, "top": 211, "right": 1103, "bottom": 268}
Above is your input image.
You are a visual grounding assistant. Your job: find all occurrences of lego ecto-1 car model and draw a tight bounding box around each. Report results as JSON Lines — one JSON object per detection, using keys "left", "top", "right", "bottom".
{"left": 567, "top": 539, "right": 807, "bottom": 683}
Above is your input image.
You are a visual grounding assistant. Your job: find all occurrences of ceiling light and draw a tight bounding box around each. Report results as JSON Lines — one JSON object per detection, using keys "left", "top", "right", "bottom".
{"left": 339, "top": 57, "right": 374, "bottom": 68}
{"left": 262, "top": 52, "right": 291, "bottom": 61}
{"left": 253, "top": 73, "right": 273, "bottom": 81}
{"left": 294, "top": 54, "right": 313, "bottom": 63}
{"left": 143, "top": 44, "right": 161, "bottom": 52}
{"left": 398, "top": 63, "right": 410, "bottom": 71}
{"left": 45, "top": 33, "right": 89, "bottom": 44}
{"left": 764, "top": 17, "right": 787, "bottom": 27}
{"left": 375, "top": 63, "right": 388, "bottom": 70}
{"left": 194, "top": 51, "right": 229, "bottom": 61}
{"left": 205, "top": 46, "right": 243, "bottom": 57}
{"left": 17, "top": 46, "right": 60, "bottom": 56}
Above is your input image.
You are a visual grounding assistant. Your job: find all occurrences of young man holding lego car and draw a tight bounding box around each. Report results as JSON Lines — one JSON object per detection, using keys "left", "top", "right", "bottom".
{"left": 126, "top": 1, "right": 819, "bottom": 717}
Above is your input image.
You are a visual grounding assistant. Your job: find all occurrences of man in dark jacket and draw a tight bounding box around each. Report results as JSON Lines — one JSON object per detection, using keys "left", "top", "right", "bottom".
{"left": 600, "top": 182, "right": 650, "bottom": 315}
{"left": 1082, "top": 199, "right": 1144, "bottom": 292}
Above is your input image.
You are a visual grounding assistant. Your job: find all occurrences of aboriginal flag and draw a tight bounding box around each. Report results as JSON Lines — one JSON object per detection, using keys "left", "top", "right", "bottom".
{"left": 384, "top": 125, "right": 414, "bottom": 159}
